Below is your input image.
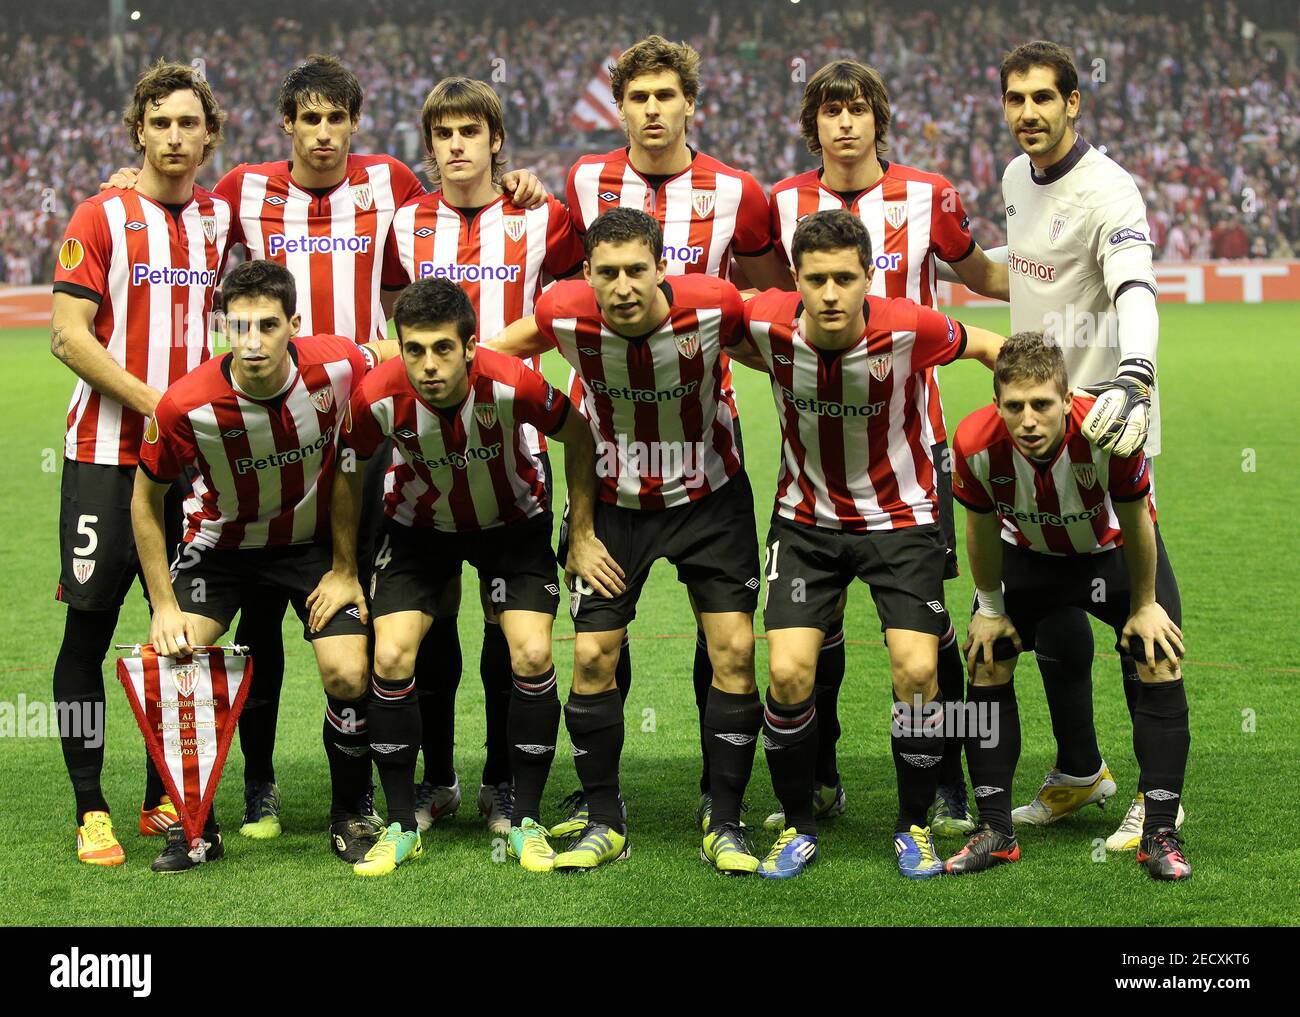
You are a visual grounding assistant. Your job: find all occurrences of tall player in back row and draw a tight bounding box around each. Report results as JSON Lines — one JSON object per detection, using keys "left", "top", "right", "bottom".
{"left": 51, "top": 61, "right": 231, "bottom": 867}
{"left": 382, "top": 77, "right": 585, "bottom": 836}
{"left": 561, "top": 35, "right": 790, "bottom": 834}
{"left": 106, "top": 55, "right": 552, "bottom": 842}
{"left": 995, "top": 42, "right": 1181, "bottom": 849}
{"left": 764, "top": 60, "right": 1010, "bottom": 837}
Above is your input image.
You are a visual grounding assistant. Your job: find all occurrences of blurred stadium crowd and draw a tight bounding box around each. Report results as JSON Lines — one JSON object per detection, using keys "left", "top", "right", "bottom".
{"left": 1, "top": 0, "right": 1296, "bottom": 283}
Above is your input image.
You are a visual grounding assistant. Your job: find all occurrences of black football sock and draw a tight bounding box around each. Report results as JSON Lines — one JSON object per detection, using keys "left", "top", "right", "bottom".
{"left": 812, "top": 616, "right": 846, "bottom": 788}
{"left": 964, "top": 680, "right": 1020, "bottom": 836}
{"left": 234, "top": 590, "right": 288, "bottom": 786}
{"left": 891, "top": 692, "right": 946, "bottom": 831}
{"left": 368, "top": 675, "right": 421, "bottom": 832}
{"left": 324, "top": 693, "right": 371, "bottom": 821}
{"left": 1035, "top": 610, "right": 1103, "bottom": 776}
{"left": 763, "top": 692, "right": 819, "bottom": 835}
{"left": 53, "top": 606, "right": 117, "bottom": 823}
{"left": 563, "top": 689, "right": 624, "bottom": 831}
{"left": 508, "top": 667, "right": 561, "bottom": 824}
{"left": 936, "top": 620, "right": 967, "bottom": 788}
{"left": 1121, "top": 653, "right": 1141, "bottom": 723}
{"left": 142, "top": 754, "right": 166, "bottom": 811}
{"left": 694, "top": 630, "right": 712, "bottom": 794}
{"left": 416, "top": 616, "right": 460, "bottom": 787}
{"left": 703, "top": 687, "right": 762, "bottom": 830}
{"left": 480, "top": 620, "right": 512, "bottom": 787}
{"left": 614, "top": 633, "right": 633, "bottom": 703}
{"left": 1133, "top": 679, "right": 1190, "bottom": 834}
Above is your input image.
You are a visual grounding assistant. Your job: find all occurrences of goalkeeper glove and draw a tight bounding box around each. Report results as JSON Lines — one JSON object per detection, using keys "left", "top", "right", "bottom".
{"left": 1079, "top": 357, "right": 1154, "bottom": 457}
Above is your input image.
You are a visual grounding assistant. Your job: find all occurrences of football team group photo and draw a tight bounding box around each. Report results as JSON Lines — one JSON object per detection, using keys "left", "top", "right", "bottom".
{"left": 3, "top": 0, "right": 1295, "bottom": 937}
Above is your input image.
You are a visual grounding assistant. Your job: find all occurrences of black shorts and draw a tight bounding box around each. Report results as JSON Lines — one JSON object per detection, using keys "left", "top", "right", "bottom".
{"left": 56, "top": 460, "right": 184, "bottom": 612}
{"left": 569, "top": 471, "right": 761, "bottom": 633}
{"left": 762, "top": 515, "right": 951, "bottom": 636}
{"left": 170, "top": 541, "right": 369, "bottom": 641}
{"left": 932, "top": 439, "right": 959, "bottom": 581}
{"left": 369, "top": 513, "right": 561, "bottom": 619}
{"left": 982, "top": 527, "right": 1183, "bottom": 663}
{"left": 356, "top": 437, "right": 393, "bottom": 591}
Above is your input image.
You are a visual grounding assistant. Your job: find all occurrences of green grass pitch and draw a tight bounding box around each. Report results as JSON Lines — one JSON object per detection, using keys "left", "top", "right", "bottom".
{"left": 1, "top": 302, "right": 1296, "bottom": 926}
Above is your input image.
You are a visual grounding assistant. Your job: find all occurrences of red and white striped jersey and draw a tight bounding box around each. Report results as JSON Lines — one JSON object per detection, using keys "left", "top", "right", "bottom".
{"left": 535, "top": 275, "right": 746, "bottom": 510}
{"left": 384, "top": 191, "right": 583, "bottom": 453}
{"left": 139, "top": 336, "right": 369, "bottom": 550}
{"left": 769, "top": 162, "right": 975, "bottom": 444}
{"left": 214, "top": 154, "right": 424, "bottom": 343}
{"left": 743, "top": 289, "right": 966, "bottom": 532}
{"left": 565, "top": 146, "right": 771, "bottom": 415}
{"left": 951, "top": 397, "right": 1155, "bottom": 556}
{"left": 342, "top": 347, "right": 570, "bottom": 532}
{"left": 53, "top": 187, "right": 232, "bottom": 466}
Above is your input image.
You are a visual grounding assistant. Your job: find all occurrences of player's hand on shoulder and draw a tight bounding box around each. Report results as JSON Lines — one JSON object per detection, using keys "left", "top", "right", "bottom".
{"left": 1122, "top": 603, "right": 1184, "bottom": 671}
{"left": 565, "top": 532, "right": 626, "bottom": 599}
{"left": 963, "top": 612, "right": 1022, "bottom": 677}
{"left": 501, "top": 168, "right": 549, "bottom": 210}
{"left": 305, "top": 569, "right": 369, "bottom": 633}
{"left": 150, "top": 604, "right": 196, "bottom": 659}
{"left": 1079, "top": 374, "right": 1152, "bottom": 457}
{"left": 100, "top": 166, "right": 142, "bottom": 192}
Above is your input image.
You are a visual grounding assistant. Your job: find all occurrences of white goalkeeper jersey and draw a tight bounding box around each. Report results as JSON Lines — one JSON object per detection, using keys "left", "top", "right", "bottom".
{"left": 1003, "top": 136, "right": 1162, "bottom": 455}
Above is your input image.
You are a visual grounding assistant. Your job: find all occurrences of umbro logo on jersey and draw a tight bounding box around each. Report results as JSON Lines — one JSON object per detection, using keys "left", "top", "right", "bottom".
{"left": 578, "top": 347, "right": 601, "bottom": 356}
{"left": 221, "top": 428, "right": 246, "bottom": 439}
{"left": 598, "top": 190, "right": 619, "bottom": 203}
{"left": 473, "top": 403, "right": 497, "bottom": 428}
{"left": 308, "top": 387, "right": 335, "bottom": 414}
{"left": 514, "top": 744, "right": 554, "bottom": 755}
{"left": 745, "top": 578, "right": 760, "bottom": 590}
{"left": 124, "top": 221, "right": 146, "bottom": 232}
{"left": 264, "top": 195, "right": 287, "bottom": 206}
{"left": 774, "top": 354, "right": 792, "bottom": 365}
{"left": 1006, "top": 205, "right": 1016, "bottom": 216}
{"left": 715, "top": 733, "right": 756, "bottom": 746}
{"left": 991, "top": 475, "right": 1015, "bottom": 484}
{"left": 1072, "top": 462, "right": 1098, "bottom": 488}
{"left": 395, "top": 429, "right": 417, "bottom": 439}
{"left": 972, "top": 785, "right": 1005, "bottom": 797}
{"left": 414, "top": 227, "right": 434, "bottom": 238}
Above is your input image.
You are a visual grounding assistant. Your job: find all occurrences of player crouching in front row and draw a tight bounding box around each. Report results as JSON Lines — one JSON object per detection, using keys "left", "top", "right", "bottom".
{"left": 132, "top": 259, "right": 398, "bottom": 873}
{"left": 947, "top": 333, "right": 1190, "bottom": 881}
{"left": 309, "top": 277, "right": 619, "bottom": 875}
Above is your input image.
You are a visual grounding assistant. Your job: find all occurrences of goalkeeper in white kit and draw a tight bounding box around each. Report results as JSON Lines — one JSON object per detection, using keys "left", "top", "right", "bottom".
{"left": 987, "top": 40, "right": 1186, "bottom": 849}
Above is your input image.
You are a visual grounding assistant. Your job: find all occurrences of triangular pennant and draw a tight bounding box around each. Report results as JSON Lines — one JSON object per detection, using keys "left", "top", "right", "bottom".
{"left": 117, "top": 647, "right": 252, "bottom": 847}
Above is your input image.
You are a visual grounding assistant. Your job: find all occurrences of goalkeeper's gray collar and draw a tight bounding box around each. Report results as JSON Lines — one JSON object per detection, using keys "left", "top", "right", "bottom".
{"left": 1031, "top": 134, "right": 1091, "bottom": 185}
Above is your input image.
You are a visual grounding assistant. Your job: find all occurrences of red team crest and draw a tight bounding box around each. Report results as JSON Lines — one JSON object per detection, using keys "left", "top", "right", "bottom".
{"left": 884, "top": 201, "right": 908, "bottom": 229}
{"left": 691, "top": 189, "right": 716, "bottom": 218}
{"left": 474, "top": 402, "right": 498, "bottom": 428}
{"left": 351, "top": 183, "right": 374, "bottom": 211}
{"left": 1050, "top": 214, "right": 1069, "bottom": 243}
{"left": 868, "top": 353, "right": 893, "bottom": 381}
{"left": 1072, "top": 461, "right": 1098, "bottom": 489}
{"left": 308, "top": 386, "right": 335, "bottom": 414}
{"left": 503, "top": 215, "right": 526, "bottom": 242}
{"left": 73, "top": 559, "right": 95, "bottom": 584}
{"left": 173, "top": 663, "right": 200, "bottom": 698}
{"left": 675, "top": 331, "right": 701, "bottom": 359}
